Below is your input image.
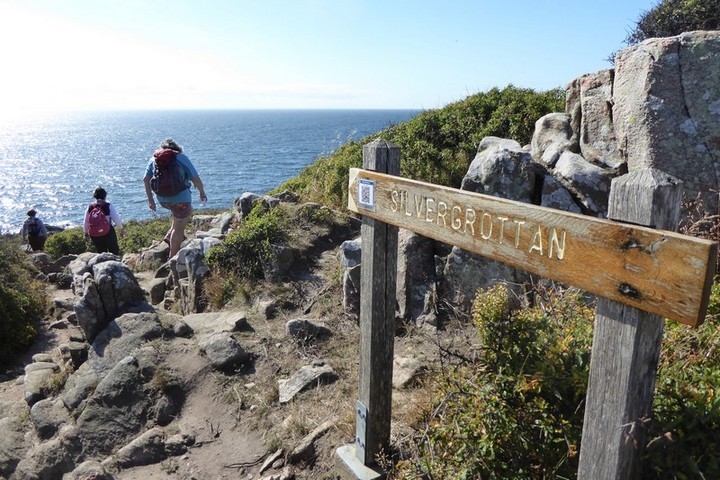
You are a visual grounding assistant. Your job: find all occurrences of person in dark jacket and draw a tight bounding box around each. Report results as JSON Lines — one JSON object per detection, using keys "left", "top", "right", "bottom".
{"left": 22, "top": 209, "right": 48, "bottom": 252}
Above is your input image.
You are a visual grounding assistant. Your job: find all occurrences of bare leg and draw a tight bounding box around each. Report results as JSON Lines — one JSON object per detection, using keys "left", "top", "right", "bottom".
{"left": 169, "top": 215, "right": 191, "bottom": 258}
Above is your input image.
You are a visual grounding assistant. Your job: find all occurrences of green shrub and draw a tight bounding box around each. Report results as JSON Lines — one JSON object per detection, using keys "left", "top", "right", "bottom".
{"left": 119, "top": 217, "right": 174, "bottom": 254}
{"left": 643, "top": 315, "right": 720, "bottom": 478}
{"left": 0, "top": 236, "right": 45, "bottom": 368}
{"left": 395, "top": 284, "right": 593, "bottom": 479}
{"left": 625, "top": 0, "right": 720, "bottom": 46}
{"left": 395, "top": 282, "right": 720, "bottom": 479}
{"left": 273, "top": 85, "right": 564, "bottom": 211}
{"left": 203, "top": 271, "right": 249, "bottom": 310}
{"left": 206, "top": 203, "right": 288, "bottom": 279}
{"left": 44, "top": 228, "right": 86, "bottom": 258}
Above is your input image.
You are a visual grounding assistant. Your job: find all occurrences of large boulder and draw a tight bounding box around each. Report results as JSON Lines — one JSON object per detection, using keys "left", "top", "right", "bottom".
{"left": 531, "top": 112, "right": 577, "bottom": 167}
{"left": 613, "top": 31, "right": 720, "bottom": 213}
{"left": 75, "top": 356, "right": 151, "bottom": 456}
{"left": 63, "top": 313, "right": 164, "bottom": 411}
{"left": 0, "top": 416, "right": 28, "bottom": 477}
{"left": 74, "top": 259, "right": 148, "bottom": 342}
{"left": 461, "top": 137, "right": 539, "bottom": 203}
{"left": 170, "top": 240, "right": 211, "bottom": 315}
{"left": 444, "top": 138, "right": 537, "bottom": 315}
{"left": 578, "top": 69, "right": 623, "bottom": 169}
{"left": 10, "top": 428, "right": 79, "bottom": 480}
{"left": 553, "top": 151, "right": 612, "bottom": 215}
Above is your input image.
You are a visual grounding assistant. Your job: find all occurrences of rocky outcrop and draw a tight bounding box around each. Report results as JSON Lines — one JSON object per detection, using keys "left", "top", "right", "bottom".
{"left": 73, "top": 258, "right": 149, "bottom": 343}
{"left": 461, "top": 137, "right": 539, "bottom": 203}
{"left": 613, "top": 31, "right": 720, "bottom": 213}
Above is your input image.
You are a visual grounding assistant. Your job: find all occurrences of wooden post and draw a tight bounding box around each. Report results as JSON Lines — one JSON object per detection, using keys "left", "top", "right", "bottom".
{"left": 577, "top": 169, "right": 682, "bottom": 479}
{"left": 354, "top": 139, "right": 400, "bottom": 466}
{"left": 337, "top": 139, "right": 401, "bottom": 477}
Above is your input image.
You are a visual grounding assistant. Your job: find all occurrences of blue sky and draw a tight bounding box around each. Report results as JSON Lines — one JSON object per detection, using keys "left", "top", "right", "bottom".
{"left": 0, "top": 0, "right": 659, "bottom": 115}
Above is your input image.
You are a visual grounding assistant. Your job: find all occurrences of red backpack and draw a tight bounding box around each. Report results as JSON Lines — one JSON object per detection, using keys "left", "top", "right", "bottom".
{"left": 150, "top": 149, "right": 188, "bottom": 197}
{"left": 87, "top": 202, "right": 112, "bottom": 237}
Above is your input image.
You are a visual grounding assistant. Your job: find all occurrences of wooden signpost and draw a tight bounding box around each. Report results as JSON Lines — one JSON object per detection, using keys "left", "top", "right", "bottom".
{"left": 336, "top": 140, "right": 718, "bottom": 480}
{"left": 346, "top": 168, "right": 716, "bottom": 326}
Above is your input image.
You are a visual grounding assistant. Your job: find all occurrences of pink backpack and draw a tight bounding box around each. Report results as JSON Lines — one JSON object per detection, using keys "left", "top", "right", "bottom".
{"left": 87, "top": 202, "right": 112, "bottom": 237}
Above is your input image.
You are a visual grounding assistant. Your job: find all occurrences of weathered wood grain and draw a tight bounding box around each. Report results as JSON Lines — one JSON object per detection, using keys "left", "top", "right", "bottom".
{"left": 578, "top": 169, "right": 678, "bottom": 479}
{"left": 355, "top": 140, "right": 400, "bottom": 465}
{"left": 348, "top": 168, "right": 717, "bottom": 325}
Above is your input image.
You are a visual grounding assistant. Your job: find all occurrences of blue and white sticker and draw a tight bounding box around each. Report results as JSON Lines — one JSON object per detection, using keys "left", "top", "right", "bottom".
{"left": 358, "top": 179, "right": 375, "bottom": 210}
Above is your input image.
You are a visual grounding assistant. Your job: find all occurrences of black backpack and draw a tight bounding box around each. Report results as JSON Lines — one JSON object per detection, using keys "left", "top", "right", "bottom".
{"left": 27, "top": 218, "right": 40, "bottom": 236}
{"left": 151, "top": 149, "right": 188, "bottom": 197}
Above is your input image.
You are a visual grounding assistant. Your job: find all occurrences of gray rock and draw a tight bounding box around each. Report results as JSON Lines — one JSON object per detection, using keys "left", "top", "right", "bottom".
{"left": 154, "top": 260, "right": 172, "bottom": 279}
{"left": 613, "top": 31, "right": 720, "bottom": 213}
{"left": 274, "top": 190, "right": 301, "bottom": 203}
{"left": 114, "top": 427, "right": 167, "bottom": 468}
{"left": 342, "top": 264, "right": 361, "bottom": 315}
{"left": 62, "top": 460, "right": 112, "bottom": 480}
{"left": 578, "top": 69, "right": 622, "bottom": 169}
{"left": 531, "top": 112, "right": 576, "bottom": 167}
{"left": 11, "top": 427, "right": 78, "bottom": 480}
{"left": 74, "top": 261, "right": 147, "bottom": 342}
{"left": 475, "top": 136, "right": 522, "bottom": 153}
{"left": 62, "top": 369, "right": 100, "bottom": 411}
{"left": 0, "top": 416, "right": 28, "bottom": 477}
{"left": 93, "top": 260, "right": 146, "bottom": 315}
{"left": 259, "top": 466, "right": 295, "bottom": 480}
{"left": 136, "top": 242, "right": 170, "bottom": 272}
{"left": 392, "top": 356, "right": 426, "bottom": 389}
{"left": 554, "top": 151, "right": 612, "bottom": 215}
{"left": 259, "top": 448, "right": 284, "bottom": 474}
{"left": 442, "top": 247, "right": 528, "bottom": 316}
{"left": 234, "top": 192, "right": 261, "bottom": 216}
{"left": 148, "top": 277, "right": 167, "bottom": 305}
{"left": 74, "top": 273, "right": 107, "bottom": 344}
{"left": 31, "top": 353, "right": 54, "bottom": 364}
{"left": 183, "top": 311, "right": 249, "bottom": 335}
{"left": 65, "top": 341, "right": 89, "bottom": 370}
{"left": 191, "top": 214, "right": 216, "bottom": 231}
{"left": 338, "top": 238, "right": 362, "bottom": 268}
{"left": 198, "top": 333, "right": 249, "bottom": 371}
{"left": 164, "top": 432, "right": 192, "bottom": 457}
{"left": 30, "top": 398, "right": 72, "bottom": 440}
{"left": 171, "top": 318, "right": 194, "bottom": 338}
{"left": 260, "top": 243, "right": 296, "bottom": 282}
{"left": 397, "top": 229, "right": 436, "bottom": 323}
{"left": 172, "top": 242, "right": 211, "bottom": 315}
{"left": 278, "top": 363, "right": 338, "bottom": 404}
{"left": 285, "top": 319, "right": 331, "bottom": 342}
{"left": 541, "top": 175, "right": 582, "bottom": 213}
{"left": 461, "top": 138, "right": 538, "bottom": 203}
{"left": 24, "top": 362, "right": 60, "bottom": 406}
{"left": 287, "top": 419, "right": 335, "bottom": 464}
{"left": 152, "top": 392, "right": 182, "bottom": 426}
{"left": 75, "top": 356, "right": 151, "bottom": 455}
{"left": 64, "top": 313, "right": 163, "bottom": 411}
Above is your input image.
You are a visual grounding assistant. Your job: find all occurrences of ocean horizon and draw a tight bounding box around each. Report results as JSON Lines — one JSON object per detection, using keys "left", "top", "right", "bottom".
{"left": 0, "top": 109, "right": 420, "bottom": 234}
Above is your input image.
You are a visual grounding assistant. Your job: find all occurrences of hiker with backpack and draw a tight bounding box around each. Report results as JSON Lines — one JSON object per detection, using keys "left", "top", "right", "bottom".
{"left": 143, "top": 138, "right": 207, "bottom": 258}
{"left": 22, "top": 209, "right": 48, "bottom": 252}
{"left": 83, "top": 187, "right": 124, "bottom": 255}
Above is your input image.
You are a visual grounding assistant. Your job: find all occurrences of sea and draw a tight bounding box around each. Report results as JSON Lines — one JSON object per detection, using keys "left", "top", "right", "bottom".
{"left": 0, "top": 109, "right": 419, "bottom": 234}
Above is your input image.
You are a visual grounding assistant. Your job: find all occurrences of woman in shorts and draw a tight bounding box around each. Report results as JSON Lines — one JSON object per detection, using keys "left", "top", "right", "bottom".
{"left": 143, "top": 138, "right": 207, "bottom": 258}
